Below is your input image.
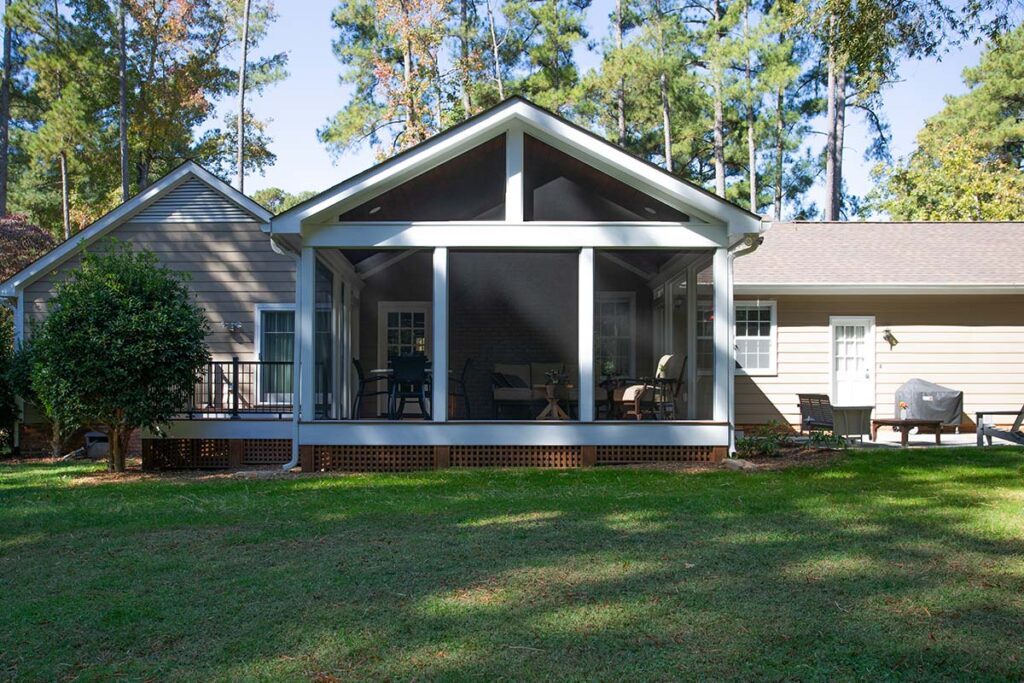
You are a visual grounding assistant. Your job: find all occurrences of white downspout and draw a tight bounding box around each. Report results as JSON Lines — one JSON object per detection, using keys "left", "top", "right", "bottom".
{"left": 727, "top": 231, "right": 764, "bottom": 454}
{"left": 271, "top": 236, "right": 302, "bottom": 471}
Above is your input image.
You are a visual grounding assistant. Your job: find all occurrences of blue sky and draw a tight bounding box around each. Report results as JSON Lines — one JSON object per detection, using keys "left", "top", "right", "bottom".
{"left": 242, "top": 0, "right": 984, "bottom": 215}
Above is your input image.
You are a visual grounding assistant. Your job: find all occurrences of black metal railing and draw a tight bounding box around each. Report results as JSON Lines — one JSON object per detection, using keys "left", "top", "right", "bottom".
{"left": 183, "top": 358, "right": 293, "bottom": 419}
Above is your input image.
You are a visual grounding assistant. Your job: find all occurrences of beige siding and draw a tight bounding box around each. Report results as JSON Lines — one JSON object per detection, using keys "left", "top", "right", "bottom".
{"left": 735, "top": 295, "right": 1024, "bottom": 428}
{"left": 23, "top": 221, "right": 294, "bottom": 360}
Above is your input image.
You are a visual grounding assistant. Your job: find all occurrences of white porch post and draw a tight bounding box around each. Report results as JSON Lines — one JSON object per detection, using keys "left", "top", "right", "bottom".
{"left": 298, "top": 246, "right": 316, "bottom": 422}
{"left": 505, "top": 126, "right": 524, "bottom": 222}
{"left": 686, "top": 263, "right": 698, "bottom": 419}
{"left": 578, "top": 248, "right": 595, "bottom": 422}
{"left": 341, "top": 283, "right": 352, "bottom": 418}
{"left": 712, "top": 246, "right": 731, "bottom": 423}
{"left": 432, "top": 247, "right": 449, "bottom": 422}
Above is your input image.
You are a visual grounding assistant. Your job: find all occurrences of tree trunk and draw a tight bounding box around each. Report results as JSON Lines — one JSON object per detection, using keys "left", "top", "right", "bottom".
{"left": 137, "top": 158, "right": 150, "bottom": 190}
{"left": 236, "top": 0, "right": 251, "bottom": 192}
{"left": 118, "top": 0, "right": 129, "bottom": 201}
{"left": 0, "top": 0, "right": 12, "bottom": 216}
{"left": 459, "top": 0, "right": 472, "bottom": 115}
{"left": 833, "top": 66, "right": 846, "bottom": 219}
{"left": 745, "top": 5, "right": 756, "bottom": 212}
{"left": 773, "top": 86, "right": 784, "bottom": 221}
{"left": 59, "top": 151, "right": 70, "bottom": 239}
{"left": 712, "top": 0, "right": 725, "bottom": 197}
{"left": 49, "top": 419, "right": 63, "bottom": 458}
{"left": 486, "top": 0, "right": 504, "bottom": 99}
{"left": 615, "top": 0, "right": 626, "bottom": 146}
{"left": 109, "top": 426, "right": 126, "bottom": 472}
{"left": 656, "top": 12, "right": 672, "bottom": 172}
{"left": 823, "top": 27, "right": 840, "bottom": 221}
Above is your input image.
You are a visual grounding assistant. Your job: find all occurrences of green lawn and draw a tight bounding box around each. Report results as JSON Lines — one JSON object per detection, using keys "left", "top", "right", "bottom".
{"left": 2, "top": 449, "right": 1023, "bottom": 681}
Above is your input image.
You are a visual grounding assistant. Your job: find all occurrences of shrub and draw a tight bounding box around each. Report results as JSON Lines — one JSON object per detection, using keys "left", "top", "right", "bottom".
{"left": 30, "top": 242, "right": 209, "bottom": 471}
{"left": 736, "top": 421, "right": 792, "bottom": 458}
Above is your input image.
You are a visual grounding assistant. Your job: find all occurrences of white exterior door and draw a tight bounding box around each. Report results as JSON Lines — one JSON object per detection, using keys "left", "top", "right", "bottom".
{"left": 830, "top": 316, "right": 875, "bottom": 407}
{"left": 377, "top": 302, "right": 433, "bottom": 416}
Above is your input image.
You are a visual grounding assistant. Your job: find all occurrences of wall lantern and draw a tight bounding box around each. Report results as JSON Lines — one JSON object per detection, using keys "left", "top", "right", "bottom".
{"left": 883, "top": 329, "right": 899, "bottom": 349}
{"left": 222, "top": 321, "right": 243, "bottom": 334}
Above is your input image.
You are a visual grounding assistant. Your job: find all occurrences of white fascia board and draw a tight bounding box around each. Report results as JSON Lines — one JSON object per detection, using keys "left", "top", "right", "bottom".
{"left": 1, "top": 162, "right": 270, "bottom": 296}
{"left": 303, "top": 222, "right": 728, "bottom": 249}
{"left": 514, "top": 104, "right": 762, "bottom": 234}
{"left": 734, "top": 283, "right": 1024, "bottom": 295}
{"left": 270, "top": 101, "right": 524, "bottom": 234}
{"left": 272, "top": 99, "right": 760, "bottom": 236}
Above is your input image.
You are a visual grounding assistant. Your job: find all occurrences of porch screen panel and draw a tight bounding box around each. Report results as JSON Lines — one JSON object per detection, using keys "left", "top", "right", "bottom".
{"left": 695, "top": 264, "right": 715, "bottom": 419}
{"left": 448, "top": 250, "right": 579, "bottom": 421}
{"left": 315, "top": 261, "right": 335, "bottom": 419}
{"left": 260, "top": 310, "right": 294, "bottom": 403}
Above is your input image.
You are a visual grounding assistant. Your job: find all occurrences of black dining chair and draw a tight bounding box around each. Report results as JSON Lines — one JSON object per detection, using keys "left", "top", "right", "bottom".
{"left": 351, "top": 359, "right": 389, "bottom": 418}
{"left": 389, "top": 355, "right": 431, "bottom": 420}
{"left": 448, "top": 358, "right": 472, "bottom": 419}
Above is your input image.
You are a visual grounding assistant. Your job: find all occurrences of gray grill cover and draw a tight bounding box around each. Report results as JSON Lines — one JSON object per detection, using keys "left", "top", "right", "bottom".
{"left": 894, "top": 379, "right": 963, "bottom": 426}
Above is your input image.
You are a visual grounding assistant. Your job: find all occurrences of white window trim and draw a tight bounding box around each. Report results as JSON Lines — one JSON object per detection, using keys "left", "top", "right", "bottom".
{"left": 595, "top": 291, "right": 637, "bottom": 378}
{"left": 254, "top": 303, "right": 296, "bottom": 404}
{"left": 734, "top": 300, "right": 777, "bottom": 377}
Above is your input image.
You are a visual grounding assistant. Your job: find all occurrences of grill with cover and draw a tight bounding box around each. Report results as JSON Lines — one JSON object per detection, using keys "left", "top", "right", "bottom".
{"left": 894, "top": 379, "right": 963, "bottom": 426}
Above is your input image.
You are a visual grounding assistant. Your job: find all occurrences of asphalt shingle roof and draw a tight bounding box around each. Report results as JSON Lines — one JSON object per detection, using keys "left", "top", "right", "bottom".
{"left": 734, "top": 222, "right": 1024, "bottom": 286}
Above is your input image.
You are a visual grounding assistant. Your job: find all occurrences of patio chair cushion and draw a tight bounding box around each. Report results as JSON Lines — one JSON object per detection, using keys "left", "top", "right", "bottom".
{"left": 493, "top": 364, "right": 533, "bottom": 403}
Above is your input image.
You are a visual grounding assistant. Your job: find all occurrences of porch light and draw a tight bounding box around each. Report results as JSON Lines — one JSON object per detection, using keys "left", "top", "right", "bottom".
{"left": 883, "top": 329, "right": 898, "bottom": 349}
{"left": 222, "top": 321, "right": 243, "bottom": 333}
{"left": 368, "top": 205, "right": 382, "bottom": 215}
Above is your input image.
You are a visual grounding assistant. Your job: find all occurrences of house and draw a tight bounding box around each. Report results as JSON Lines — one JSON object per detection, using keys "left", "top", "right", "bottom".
{"left": 732, "top": 221, "right": 1024, "bottom": 430}
{"left": 2, "top": 97, "right": 764, "bottom": 470}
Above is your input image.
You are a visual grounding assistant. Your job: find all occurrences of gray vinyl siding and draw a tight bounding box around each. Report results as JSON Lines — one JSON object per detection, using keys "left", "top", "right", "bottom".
{"left": 23, "top": 221, "right": 294, "bottom": 360}
{"left": 128, "top": 177, "right": 260, "bottom": 223}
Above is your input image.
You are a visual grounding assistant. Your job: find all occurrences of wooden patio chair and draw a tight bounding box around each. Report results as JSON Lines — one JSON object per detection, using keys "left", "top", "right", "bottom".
{"left": 617, "top": 355, "right": 686, "bottom": 420}
{"left": 797, "top": 393, "right": 834, "bottom": 434}
{"left": 976, "top": 404, "right": 1024, "bottom": 446}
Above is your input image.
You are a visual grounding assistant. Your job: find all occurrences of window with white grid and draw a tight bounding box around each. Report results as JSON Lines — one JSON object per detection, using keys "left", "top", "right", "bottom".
{"left": 735, "top": 301, "right": 777, "bottom": 375}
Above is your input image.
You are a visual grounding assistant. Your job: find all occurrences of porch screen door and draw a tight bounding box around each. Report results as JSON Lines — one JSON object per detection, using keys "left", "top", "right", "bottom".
{"left": 830, "top": 316, "right": 875, "bottom": 406}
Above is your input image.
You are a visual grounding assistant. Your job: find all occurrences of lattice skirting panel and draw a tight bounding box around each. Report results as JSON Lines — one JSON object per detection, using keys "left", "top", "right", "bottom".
{"left": 449, "top": 445, "right": 582, "bottom": 468}
{"left": 595, "top": 445, "right": 724, "bottom": 464}
{"left": 143, "top": 438, "right": 293, "bottom": 470}
{"left": 242, "top": 439, "right": 292, "bottom": 466}
{"left": 309, "top": 445, "right": 436, "bottom": 472}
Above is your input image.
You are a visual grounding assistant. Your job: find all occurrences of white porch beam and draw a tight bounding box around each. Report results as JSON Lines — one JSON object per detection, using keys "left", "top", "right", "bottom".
{"left": 432, "top": 248, "right": 449, "bottom": 422}
{"left": 298, "top": 247, "right": 316, "bottom": 421}
{"left": 506, "top": 126, "right": 524, "bottom": 222}
{"left": 578, "top": 248, "right": 595, "bottom": 422}
{"left": 712, "top": 247, "right": 731, "bottom": 423}
{"left": 303, "top": 222, "right": 727, "bottom": 250}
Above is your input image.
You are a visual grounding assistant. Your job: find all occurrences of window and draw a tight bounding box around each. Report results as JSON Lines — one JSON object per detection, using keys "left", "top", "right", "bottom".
{"left": 735, "top": 301, "right": 777, "bottom": 375}
{"left": 595, "top": 292, "right": 636, "bottom": 378}
{"left": 256, "top": 304, "right": 295, "bottom": 403}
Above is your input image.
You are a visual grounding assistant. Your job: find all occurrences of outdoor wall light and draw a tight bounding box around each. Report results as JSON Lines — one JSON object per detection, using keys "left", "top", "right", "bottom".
{"left": 883, "top": 329, "right": 899, "bottom": 349}
{"left": 222, "top": 321, "right": 243, "bottom": 333}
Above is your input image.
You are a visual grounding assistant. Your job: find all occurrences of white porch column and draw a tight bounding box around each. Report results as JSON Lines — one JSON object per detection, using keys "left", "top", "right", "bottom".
{"left": 432, "top": 247, "right": 449, "bottom": 422}
{"left": 712, "top": 246, "right": 731, "bottom": 423}
{"left": 686, "top": 263, "right": 698, "bottom": 419}
{"left": 341, "top": 283, "right": 353, "bottom": 418}
{"left": 505, "top": 126, "right": 524, "bottom": 222}
{"left": 578, "top": 248, "right": 595, "bottom": 422}
{"left": 298, "top": 246, "right": 316, "bottom": 422}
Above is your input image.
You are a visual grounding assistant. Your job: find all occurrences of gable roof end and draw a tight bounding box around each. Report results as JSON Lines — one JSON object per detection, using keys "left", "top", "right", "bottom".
{"left": 271, "top": 96, "right": 764, "bottom": 235}
{"left": 0, "top": 161, "right": 271, "bottom": 297}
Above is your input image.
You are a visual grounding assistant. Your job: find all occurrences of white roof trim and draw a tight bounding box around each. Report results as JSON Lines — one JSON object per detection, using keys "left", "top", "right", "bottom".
{"left": 0, "top": 162, "right": 271, "bottom": 296}
{"left": 735, "top": 283, "right": 1024, "bottom": 295}
{"left": 270, "top": 98, "right": 764, "bottom": 235}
